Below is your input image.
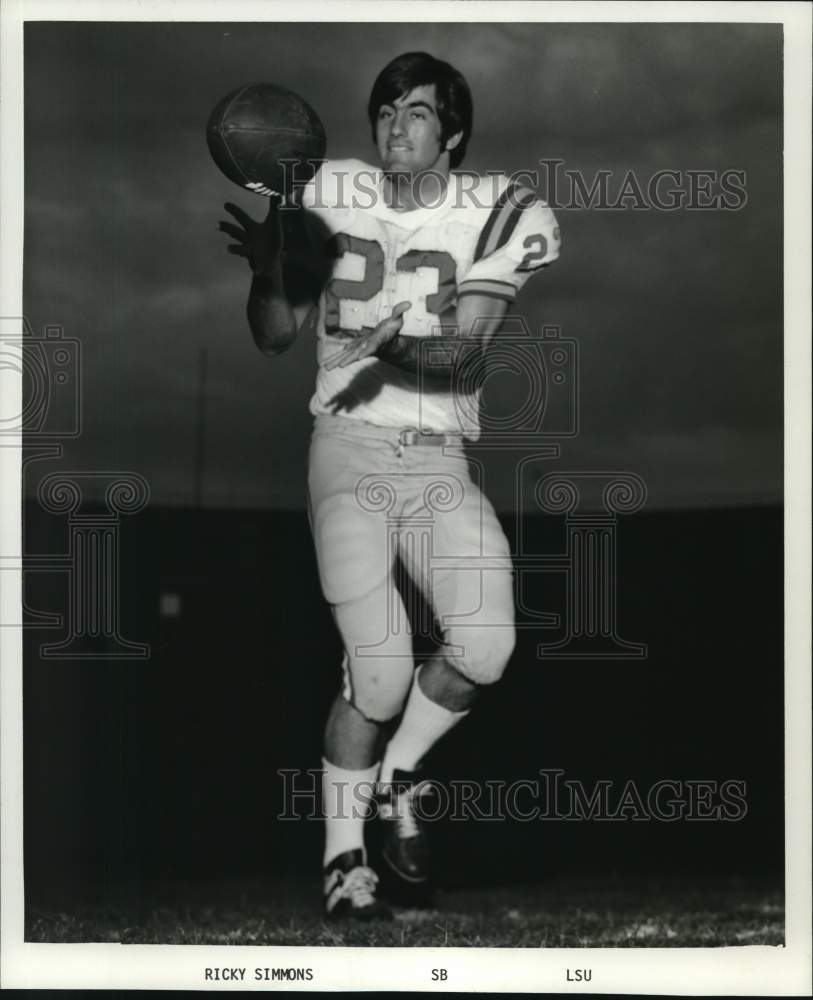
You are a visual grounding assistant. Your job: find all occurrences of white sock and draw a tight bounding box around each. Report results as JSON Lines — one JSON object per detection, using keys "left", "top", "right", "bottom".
{"left": 379, "top": 667, "right": 469, "bottom": 785}
{"left": 322, "top": 758, "right": 379, "bottom": 868}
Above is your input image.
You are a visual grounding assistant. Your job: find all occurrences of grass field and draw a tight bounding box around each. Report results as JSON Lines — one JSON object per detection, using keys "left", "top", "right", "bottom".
{"left": 26, "top": 873, "right": 783, "bottom": 947}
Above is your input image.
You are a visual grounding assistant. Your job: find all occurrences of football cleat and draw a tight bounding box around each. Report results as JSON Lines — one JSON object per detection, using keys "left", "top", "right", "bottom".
{"left": 376, "top": 769, "right": 434, "bottom": 885}
{"left": 322, "top": 848, "right": 392, "bottom": 921}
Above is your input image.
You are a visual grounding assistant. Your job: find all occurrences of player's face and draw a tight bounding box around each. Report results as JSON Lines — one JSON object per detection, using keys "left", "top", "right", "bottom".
{"left": 375, "top": 85, "right": 449, "bottom": 175}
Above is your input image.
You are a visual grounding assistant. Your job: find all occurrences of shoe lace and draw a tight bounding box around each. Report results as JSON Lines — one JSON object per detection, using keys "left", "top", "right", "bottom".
{"left": 341, "top": 865, "right": 379, "bottom": 907}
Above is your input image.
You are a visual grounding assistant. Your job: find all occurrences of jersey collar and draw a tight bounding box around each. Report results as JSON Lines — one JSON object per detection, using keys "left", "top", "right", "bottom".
{"left": 370, "top": 171, "right": 459, "bottom": 229}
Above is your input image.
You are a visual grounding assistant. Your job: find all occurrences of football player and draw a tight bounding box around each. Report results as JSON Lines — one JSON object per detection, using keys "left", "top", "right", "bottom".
{"left": 219, "top": 52, "right": 560, "bottom": 920}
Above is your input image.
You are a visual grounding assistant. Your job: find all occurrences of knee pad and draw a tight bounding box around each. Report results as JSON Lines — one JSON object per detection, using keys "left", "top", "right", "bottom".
{"left": 347, "top": 680, "right": 409, "bottom": 724}
{"left": 341, "top": 653, "right": 413, "bottom": 723}
{"left": 445, "top": 625, "right": 516, "bottom": 685}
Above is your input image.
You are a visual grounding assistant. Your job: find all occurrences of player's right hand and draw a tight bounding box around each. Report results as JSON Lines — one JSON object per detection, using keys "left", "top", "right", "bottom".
{"left": 219, "top": 197, "right": 283, "bottom": 276}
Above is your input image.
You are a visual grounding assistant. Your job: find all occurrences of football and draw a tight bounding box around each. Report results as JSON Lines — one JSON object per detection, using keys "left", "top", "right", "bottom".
{"left": 206, "top": 83, "right": 326, "bottom": 197}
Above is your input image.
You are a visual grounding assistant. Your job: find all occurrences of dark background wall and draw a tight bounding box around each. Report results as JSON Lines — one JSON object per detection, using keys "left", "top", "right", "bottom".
{"left": 23, "top": 502, "right": 783, "bottom": 893}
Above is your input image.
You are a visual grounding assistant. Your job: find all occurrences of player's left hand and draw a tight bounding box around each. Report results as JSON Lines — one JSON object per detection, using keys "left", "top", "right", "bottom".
{"left": 323, "top": 302, "right": 412, "bottom": 370}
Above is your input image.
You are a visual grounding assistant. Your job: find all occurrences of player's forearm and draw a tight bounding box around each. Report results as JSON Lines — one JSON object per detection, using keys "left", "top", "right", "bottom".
{"left": 376, "top": 294, "right": 507, "bottom": 378}
{"left": 375, "top": 332, "right": 476, "bottom": 379}
{"left": 247, "top": 265, "right": 299, "bottom": 357}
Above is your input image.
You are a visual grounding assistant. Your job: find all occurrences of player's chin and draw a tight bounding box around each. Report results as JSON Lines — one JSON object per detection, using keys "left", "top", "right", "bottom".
{"left": 382, "top": 154, "right": 414, "bottom": 175}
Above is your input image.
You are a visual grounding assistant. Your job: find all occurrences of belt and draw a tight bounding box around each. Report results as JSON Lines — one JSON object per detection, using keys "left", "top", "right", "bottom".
{"left": 313, "top": 414, "right": 464, "bottom": 451}
{"left": 398, "top": 427, "right": 451, "bottom": 447}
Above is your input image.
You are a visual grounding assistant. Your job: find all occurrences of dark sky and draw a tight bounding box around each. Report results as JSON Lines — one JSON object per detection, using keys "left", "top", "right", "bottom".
{"left": 23, "top": 21, "right": 782, "bottom": 511}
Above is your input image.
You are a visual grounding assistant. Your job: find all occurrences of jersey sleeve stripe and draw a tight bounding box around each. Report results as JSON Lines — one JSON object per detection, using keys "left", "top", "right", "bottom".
{"left": 473, "top": 182, "right": 516, "bottom": 261}
{"left": 491, "top": 188, "right": 538, "bottom": 256}
{"left": 457, "top": 279, "right": 518, "bottom": 303}
{"left": 480, "top": 187, "right": 538, "bottom": 260}
{"left": 474, "top": 184, "right": 540, "bottom": 262}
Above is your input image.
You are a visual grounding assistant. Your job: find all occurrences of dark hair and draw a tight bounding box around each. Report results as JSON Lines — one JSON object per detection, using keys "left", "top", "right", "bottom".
{"left": 367, "top": 51, "right": 473, "bottom": 168}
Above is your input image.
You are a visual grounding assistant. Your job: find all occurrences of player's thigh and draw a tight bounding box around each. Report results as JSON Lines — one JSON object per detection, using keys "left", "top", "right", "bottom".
{"left": 403, "top": 463, "right": 515, "bottom": 683}
{"left": 307, "top": 430, "right": 394, "bottom": 605}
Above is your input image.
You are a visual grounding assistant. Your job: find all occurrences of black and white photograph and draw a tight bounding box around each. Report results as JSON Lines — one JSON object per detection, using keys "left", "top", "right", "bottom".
{"left": 1, "top": 0, "right": 810, "bottom": 993}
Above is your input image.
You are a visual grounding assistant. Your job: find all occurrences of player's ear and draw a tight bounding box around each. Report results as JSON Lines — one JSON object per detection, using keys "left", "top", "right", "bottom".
{"left": 444, "top": 130, "right": 463, "bottom": 153}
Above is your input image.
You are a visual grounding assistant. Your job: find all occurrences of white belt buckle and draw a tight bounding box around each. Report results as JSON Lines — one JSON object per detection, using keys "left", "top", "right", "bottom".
{"left": 399, "top": 427, "right": 421, "bottom": 447}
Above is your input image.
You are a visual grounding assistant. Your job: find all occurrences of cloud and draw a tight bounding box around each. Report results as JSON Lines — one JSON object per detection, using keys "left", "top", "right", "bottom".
{"left": 22, "top": 21, "right": 782, "bottom": 510}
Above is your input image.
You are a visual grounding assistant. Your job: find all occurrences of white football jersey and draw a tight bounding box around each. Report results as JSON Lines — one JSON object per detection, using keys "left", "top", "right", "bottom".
{"left": 299, "top": 158, "right": 561, "bottom": 439}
